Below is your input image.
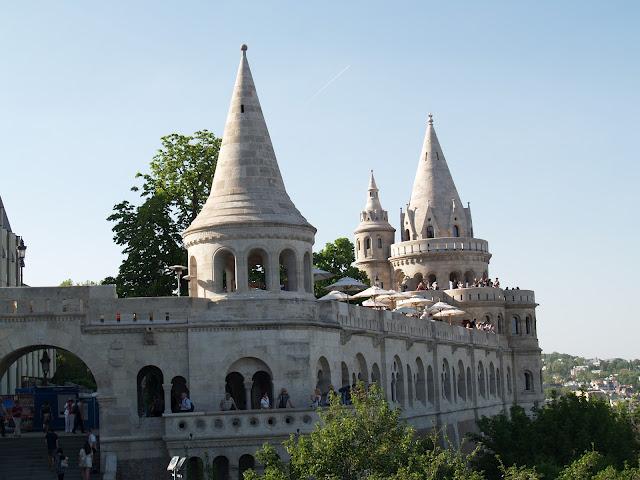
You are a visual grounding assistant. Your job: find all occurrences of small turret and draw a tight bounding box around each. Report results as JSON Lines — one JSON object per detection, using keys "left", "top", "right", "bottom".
{"left": 354, "top": 171, "right": 395, "bottom": 288}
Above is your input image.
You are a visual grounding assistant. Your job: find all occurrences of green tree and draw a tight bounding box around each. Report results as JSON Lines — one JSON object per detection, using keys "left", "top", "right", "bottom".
{"left": 471, "top": 394, "right": 640, "bottom": 479}
{"left": 245, "top": 384, "right": 483, "bottom": 480}
{"left": 313, "top": 237, "right": 369, "bottom": 297}
{"left": 50, "top": 350, "right": 96, "bottom": 391}
{"left": 107, "top": 131, "right": 220, "bottom": 297}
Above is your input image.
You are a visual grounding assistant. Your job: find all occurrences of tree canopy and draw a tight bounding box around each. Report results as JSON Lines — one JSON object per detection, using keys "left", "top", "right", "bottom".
{"left": 312, "top": 237, "right": 369, "bottom": 297}
{"left": 106, "top": 130, "right": 220, "bottom": 297}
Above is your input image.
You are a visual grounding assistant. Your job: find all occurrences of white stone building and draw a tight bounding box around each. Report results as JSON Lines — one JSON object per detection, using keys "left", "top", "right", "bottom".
{"left": 0, "top": 46, "right": 543, "bottom": 479}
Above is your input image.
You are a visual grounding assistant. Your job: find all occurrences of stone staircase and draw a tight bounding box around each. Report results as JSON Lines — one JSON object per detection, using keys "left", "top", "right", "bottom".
{"left": 0, "top": 433, "right": 99, "bottom": 480}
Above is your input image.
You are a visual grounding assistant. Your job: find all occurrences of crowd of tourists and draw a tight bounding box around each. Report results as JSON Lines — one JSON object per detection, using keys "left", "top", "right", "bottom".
{"left": 43, "top": 426, "right": 98, "bottom": 479}
{"left": 462, "top": 319, "right": 496, "bottom": 333}
{"left": 403, "top": 276, "right": 520, "bottom": 292}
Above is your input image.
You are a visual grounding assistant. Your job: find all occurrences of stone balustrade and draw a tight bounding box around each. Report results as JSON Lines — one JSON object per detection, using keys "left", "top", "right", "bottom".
{"left": 163, "top": 408, "right": 319, "bottom": 440}
{"left": 390, "top": 237, "right": 489, "bottom": 258}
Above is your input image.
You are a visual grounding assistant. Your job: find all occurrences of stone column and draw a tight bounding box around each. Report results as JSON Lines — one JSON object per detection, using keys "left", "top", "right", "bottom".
{"left": 244, "top": 381, "right": 252, "bottom": 410}
{"left": 296, "top": 255, "right": 305, "bottom": 293}
{"left": 162, "top": 383, "right": 173, "bottom": 415}
{"left": 268, "top": 254, "right": 280, "bottom": 292}
{"left": 235, "top": 255, "right": 248, "bottom": 293}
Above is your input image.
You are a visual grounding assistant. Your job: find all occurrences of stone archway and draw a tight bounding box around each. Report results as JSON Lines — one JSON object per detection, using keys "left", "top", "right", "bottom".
{"left": 226, "top": 357, "right": 273, "bottom": 410}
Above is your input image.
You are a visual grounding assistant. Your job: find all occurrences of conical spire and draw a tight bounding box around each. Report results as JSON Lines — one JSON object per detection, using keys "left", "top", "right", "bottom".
{"left": 407, "top": 114, "right": 465, "bottom": 237}
{"left": 365, "top": 170, "right": 383, "bottom": 212}
{"left": 356, "top": 170, "right": 393, "bottom": 231}
{"left": 185, "top": 45, "right": 312, "bottom": 234}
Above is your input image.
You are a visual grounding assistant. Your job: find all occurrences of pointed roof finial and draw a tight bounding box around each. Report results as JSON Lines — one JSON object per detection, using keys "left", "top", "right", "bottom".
{"left": 428, "top": 113, "right": 434, "bottom": 126}
{"left": 241, "top": 44, "right": 248, "bottom": 56}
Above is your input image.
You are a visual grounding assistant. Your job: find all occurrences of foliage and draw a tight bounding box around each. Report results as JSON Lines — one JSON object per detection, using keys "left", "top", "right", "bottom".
{"left": 244, "top": 383, "right": 482, "bottom": 480}
{"left": 313, "top": 237, "right": 369, "bottom": 297}
{"left": 59, "top": 279, "right": 98, "bottom": 286}
{"left": 106, "top": 131, "right": 220, "bottom": 297}
{"left": 50, "top": 350, "right": 96, "bottom": 391}
{"left": 471, "top": 394, "right": 640, "bottom": 479}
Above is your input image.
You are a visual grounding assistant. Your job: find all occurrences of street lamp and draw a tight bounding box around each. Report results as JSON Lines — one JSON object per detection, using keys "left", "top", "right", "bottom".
{"left": 168, "top": 265, "right": 188, "bottom": 297}
{"left": 40, "top": 350, "right": 51, "bottom": 386}
{"left": 17, "top": 238, "right": 26, "bottom": 286}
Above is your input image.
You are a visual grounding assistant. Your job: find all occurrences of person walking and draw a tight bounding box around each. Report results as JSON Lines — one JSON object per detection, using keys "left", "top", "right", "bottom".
{"left": 55, "top": 448, "right": 69, "bottom": 480}
{"left": 72, "top": 400, "right": 85, "bottom": 434}
{"left": 63, "top": 399, "right": 74, "bottom": 433}
{"left": 88, "top": 428, "right": 98, "bottom": 474}
{"left": 11, "top": 399, "right": 23, "bottom": 437}
{"left": 41, "top": 401, "right": 52, "bottom": 432}
{"left": 78, "top": 441, "right": 93, "bottom": 480}
{"left": 45, "top": 427, "right": 59, "bottom": 470}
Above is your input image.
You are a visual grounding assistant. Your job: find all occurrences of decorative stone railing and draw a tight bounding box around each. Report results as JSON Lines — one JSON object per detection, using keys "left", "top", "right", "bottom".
{"left": 390, "top": 237, "right": 489, "bottom": 258}
{"left": 163, "top": 408, "right": 319, "bottom": 440}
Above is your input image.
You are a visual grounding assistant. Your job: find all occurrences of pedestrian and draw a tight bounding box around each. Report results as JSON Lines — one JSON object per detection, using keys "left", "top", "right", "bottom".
{"left": 72, "top": 400, "right": 85, "bottom": 434}
{"left": 276, "top": 388, "right": 294, "bottom": 408}
{"left": 41, "top": 401, "right": 52, "bottom": 431}
{"left": 179, "top": 392, "right": 193, "bottom": 412}
{"left": 64, "top": 399, "right": 74, "bottom": 433}
{"left": 78, "top": 441, "right": 93, "bottom": 480}
{"left": 310, "top": 388, "right": 322, "bottom": 408}
{"left": 219, "top": 392, "right": 237, "bottom": 411}
{"left": 55, "top": 448, "right": 69, "bottom": 480}
{"left": 0, "top": 400, "right": 7, "bottom": 437}
{"left": 45, "top": 427, "right": 59, "bottom": 470}
{"left": 260, "top": 392, "right": 270, "bottom": 409}
{"left": 88, "top": 428, "right": 98, "bottom": 473}
{"left": 11, "top": 399, "right": 23, "bottom": 437}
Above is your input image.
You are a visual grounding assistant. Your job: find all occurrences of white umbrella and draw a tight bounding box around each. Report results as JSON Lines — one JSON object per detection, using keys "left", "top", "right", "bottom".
{"left": 317, "top": 290, "right": 350, "bottom": 302}
{"left": 397, "top": 297, "right": 434, "bottom": 308}
{"left": 427, "top": 302, "right": 456, "bottom": 314}
{"left": 351, "top": 285, "right": 393, "bottom": 299}
{"left": 324, "top": 277, "right": 367, "bottom": 293}
{"left": 432, "top": 308, "right": 466, "bottom": 319}
{"left": 363, "top": 298, "right": 391, "bottom": 308}
{"left": 312, "top": 268, "right": 335, "bottom": 281}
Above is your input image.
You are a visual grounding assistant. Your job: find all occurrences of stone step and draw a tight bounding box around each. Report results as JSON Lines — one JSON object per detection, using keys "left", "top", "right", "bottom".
{"left": 0, "top": 434, "right": 99, "bottom": 480}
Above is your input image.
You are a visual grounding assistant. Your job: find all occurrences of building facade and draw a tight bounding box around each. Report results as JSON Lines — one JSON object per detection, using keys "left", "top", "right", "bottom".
{"left": 0, "top": 46, "right": 543, "bottom": 479}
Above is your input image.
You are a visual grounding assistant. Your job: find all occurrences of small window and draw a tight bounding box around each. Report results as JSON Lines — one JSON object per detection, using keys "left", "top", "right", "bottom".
{"left": 453, "top": 225, "right": 460, "bottom": 237}
{"left": 377, "top": 238, "right": 382, "bottom": 248}
{"left": 165, "top": 312, "right": 170, "bottom": 321}
{"left": 365, "top": 238, "right": 371, "bottom": 250}
{"left": 426, "top": 226, "right": 434, "bottom": 238}
{"left": 357, "top": 240, "right": 360, "bottom": 251}
{"left": 524, "top": 371, "right": 533, "bottom": 391}
{"left": 525, "top": 317, "right": 531, "bottom": 334}
{"left": 240, "top": 104, "right": 245, "bottom": 113}
{"left": 512, "top": 316, "right": 519, "bottom": 335}
{"left": 404, "top": 229, "right": 410, "bottom": 240}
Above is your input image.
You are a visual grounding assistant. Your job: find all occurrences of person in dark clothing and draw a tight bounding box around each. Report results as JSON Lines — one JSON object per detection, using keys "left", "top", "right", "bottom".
{"left": 41, "top": 401, "right": 52, "bottom": 431}
{"left": 72, "top": 400, "right": 85, "bottom": 434}
{"left": 0, "top": 401, "right": 7, "bottom": 437}
{"left": 55, "top": 448, "right": 69, "bottom": 480}
{"left": 45, "top": 428, "right": 59, "bottom": 470}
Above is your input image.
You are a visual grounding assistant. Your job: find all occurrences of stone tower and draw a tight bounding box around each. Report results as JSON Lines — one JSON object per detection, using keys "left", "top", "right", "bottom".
{"left": 354, "top": 171, "right": 395, "bottom": 289}
{"left": 391, "top": 115, "right": 491, "bottom": 290}
{"left": 183, "top": 45, "right": 316, "bottom": 299}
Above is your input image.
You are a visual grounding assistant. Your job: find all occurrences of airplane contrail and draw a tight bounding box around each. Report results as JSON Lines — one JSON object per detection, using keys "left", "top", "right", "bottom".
{"left": 308, "top": 65, "right": 351, "bottom": 102}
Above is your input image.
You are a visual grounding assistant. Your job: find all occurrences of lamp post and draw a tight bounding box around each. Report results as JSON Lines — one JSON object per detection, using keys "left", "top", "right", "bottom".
{"left": 168, "top": 265, "right": 188, "bottom": 297}
{"left": 17, "top": 238, "right": 26, "bottom": 286}
{"left": 40, "top": 350, "right": 51, "bottom": 386}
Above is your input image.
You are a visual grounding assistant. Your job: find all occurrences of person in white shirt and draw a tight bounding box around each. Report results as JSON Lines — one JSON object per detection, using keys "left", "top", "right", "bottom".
{"left": 260, "top": 393, "right": 270, "bottom": 409}
{"left": 179, "top": 393, "right": 193, "bottom": 412}
{"left": 87, "top": 429, "right": 98, "bottom": 473}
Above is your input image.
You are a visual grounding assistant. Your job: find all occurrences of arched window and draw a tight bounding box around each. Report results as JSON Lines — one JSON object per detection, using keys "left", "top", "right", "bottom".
{"left": 371, "top": 363, "right": 381, "bottom": 384}
{"left": 415, "top": 358, "right": 426, "bottom": 405}
{"left": 377, "top": 237, "right": 382, "bottom": 249}
{"left": 489, "top": 362, "right": 496, "bottom": 396}
{"left": 251, "top": 371, "right": 273, "bottom": 409}
{"left": 356, "top": 353, "right": 368, "bottom": 383}
{"left": 239, "top": 455, "right": 255, "bottom": 479}
{"left": 341, "top": 362, "right": 350, "bottom": 388}
{"left": 463, "top": 270, "right": 474, "bottom": 287}
{"left": 525, "top": 316, "right": 531, "bottom": 334}
{"left": 457, "top": 360, "right": 466, "bottom": 401}
{"left": 404, "top": 229, "right": 411, "bottom": 240}
{"left": 441, "top": 359, "right": 452, "bottom": 401}
{"left": 225, "top": 372, "right": 246, "bottom": 410}
{"left": 477, "top": 361, "right": 486, "bottom": 399}
{"left": 187, "top": 457, "right": 204, "bottom": 480}
{"left": 279, "top": 249, "right": 298, "bottom": 291}
{"left": 426, "top": 365, "right": 435, "bottom": 404}
{"left": 357, "top": 239, "right": 361, "bottom": 251}
{"left": 213, "top": 248, "right": 236, "bottom": 293}
{"left": 365, "top": 237, "right": 371, "bottom": 250}
{"left": 247, "top": 248, "right": 269, "bottom": 290}
{"left": 449, "top": 272, "right": 460, "bottom": 287}
{"left": 524, "top": 371, "right": 533, "bottom": 391}
{"left": 496, "top": 368, "right": 502, "bottom": 397}
{"left": 507, "top": 367, "right": 513, "bottom": 395}
{"left": 497, "top": 314, "right": 503, "bottom": 334}
{"left": 406, "top": 364, "right": 414, "bottom": 406}
{"left": 212, "top": 456, "right": 229, "bottom": 480}
{"left": 511, "top": 316, "right": 520, "bottom": 335}
{"left": 426, "top": 225, "right": 434, "bottom": 238}
{"left": 427, "top": 274, "right": 437, "bottom": 287}
{"left": 453, "top": 225, "right": 460, "bottom": 237}
{"left": 316, "top": 357, "right": 332, "bottom": 396}
{"left": 137, "top": 366, "right": 164, "bottom": 417}
{"left": 466, "top": 367, "right": 472, "bottom": 402}
{"left": 170, "top": 376, "right": 189, "bottom": 413}
{"left": 393, "top": 357, "right": 405, "bottom": 406}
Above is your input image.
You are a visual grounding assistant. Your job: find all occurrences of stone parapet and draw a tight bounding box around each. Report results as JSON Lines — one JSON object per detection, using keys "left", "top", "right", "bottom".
{"left": 390, "top": 237, "right": 489, "bottom": 258}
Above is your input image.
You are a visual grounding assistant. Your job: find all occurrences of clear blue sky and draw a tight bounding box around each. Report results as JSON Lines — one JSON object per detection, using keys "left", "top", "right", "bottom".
{"left": 1, "top": 2, "right": 638, "bottom": 359}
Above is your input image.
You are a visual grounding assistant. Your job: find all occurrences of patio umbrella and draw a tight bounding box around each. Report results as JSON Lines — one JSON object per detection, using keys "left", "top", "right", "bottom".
{"left": 351, "top": 285, "right": 393, "bottom": 299}
{"left": 317, "top": 290, "right": 350, "bottom": 302}
{"left": 427, "top": 301, "right": 456, "bottom": 314}
{"left": 312, "top": 267, "right": 335, "bottom": 281}
{"left": 362, "top": 298, "right": 391, "bottom": 308}
{"left": 324, "top": 277, "right": 368, "bottom": 293}
{"left": 397, "top": 297, "right": 434, "bottom": 308}
{"left": 393, "top": 306, "right": 420, "bottom": 316}
{"left": 433, "top": 308, "right": 466, "bottom": 325}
